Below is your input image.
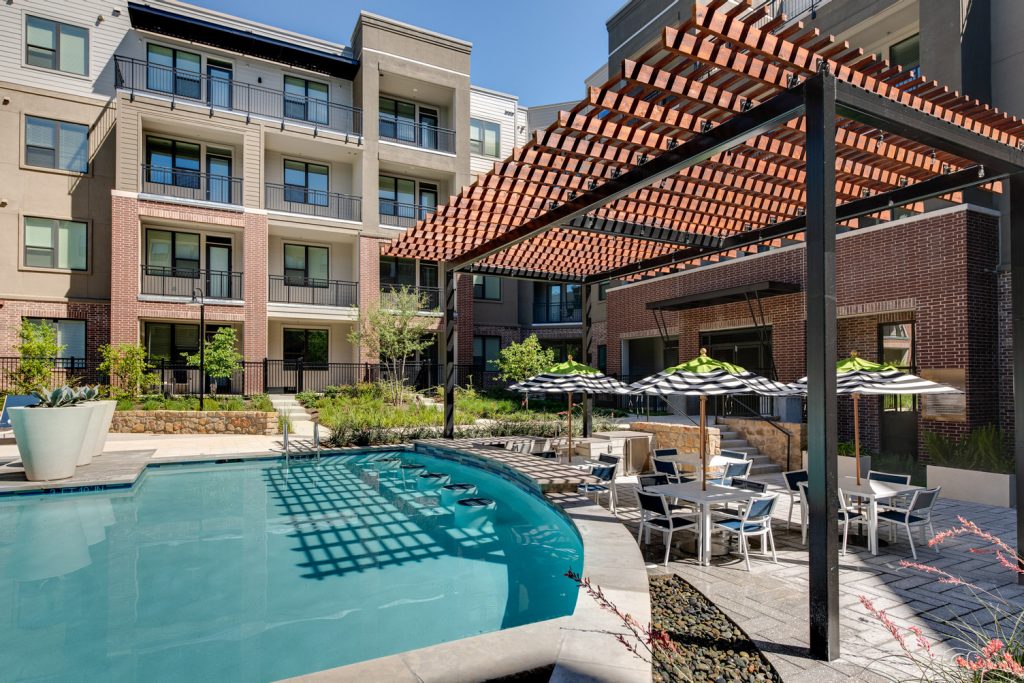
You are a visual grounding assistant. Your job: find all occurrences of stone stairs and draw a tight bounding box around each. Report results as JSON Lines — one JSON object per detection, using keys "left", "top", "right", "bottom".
{"left": 269, "top": 395, "right": 316, "bottom": 437}
{"left": 716, "top": 424, "right": 783, "bottom": 476}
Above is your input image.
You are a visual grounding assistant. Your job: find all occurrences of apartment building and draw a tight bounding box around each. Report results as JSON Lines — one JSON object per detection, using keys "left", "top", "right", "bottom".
{"left": 1, "top": 0, "right": 508, "bottom": 392}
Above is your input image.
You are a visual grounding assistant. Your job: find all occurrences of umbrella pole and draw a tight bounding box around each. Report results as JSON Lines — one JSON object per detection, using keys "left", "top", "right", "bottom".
{"left": 853, "top": 393, "right": 861, "bottom": 485}
{"left": 567, "top": 392, "right": 573, "bottom": 464}
{"left": 700, "top": 395, "right": 707, "bottom": 491}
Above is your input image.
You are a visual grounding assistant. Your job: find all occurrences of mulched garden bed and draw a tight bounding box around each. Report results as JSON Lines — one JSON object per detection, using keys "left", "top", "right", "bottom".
{"left": 651, "top": 575, "right": 781, "bottom": 683}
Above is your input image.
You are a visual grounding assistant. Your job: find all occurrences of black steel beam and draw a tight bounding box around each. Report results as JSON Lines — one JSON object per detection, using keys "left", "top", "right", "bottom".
{"left": 1011, "top": 175, "right": 1024, "bottom": 583}
{"left": 805, "top": 72, "right": 840, "bottom": 661}
{"left": 448, "top": 83, "right": 807, "bottom": 270}
{"left": 581, "top": 284, "right": 593, "bottom": 438}
{"left": 587, "top": 165, "right": 1003, "bottom": 284}
{"left": 442, "top": 265, "right": 456, "bottom": 439}
{"left": 464, "top": 263, "right": 586, "bottom": 283}
{"left": 564, "top": 214, "right": 724, "bottom": 249}
{"left": 834, "top": 80, "right": 1024, "bottom": 176}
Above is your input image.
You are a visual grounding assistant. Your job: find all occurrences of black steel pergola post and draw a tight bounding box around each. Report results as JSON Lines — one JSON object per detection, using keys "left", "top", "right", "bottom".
{"left": 804, "top": 71, "right": 840, "bottom": 660}
{"left": 1011, "top": 175, "right": 1024, "bottom": 582}
{"left": 581, "top": 283, "right": 593, "bottom": 437}
{"left": 443, "top": 264, "right": 456, "bottom": 439}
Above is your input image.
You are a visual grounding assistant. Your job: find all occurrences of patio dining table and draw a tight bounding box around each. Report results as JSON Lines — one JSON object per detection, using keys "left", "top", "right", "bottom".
{"left": 647, "top": 481, "right": 753, "bottom": 566}
{"left": 839, "top": 475, "right": 923, "bottom": 555}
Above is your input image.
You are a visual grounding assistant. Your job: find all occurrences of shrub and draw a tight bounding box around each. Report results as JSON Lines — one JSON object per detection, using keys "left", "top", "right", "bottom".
{"left": 923, "top": 425, "right": 1013, "bottom": 474}
{"left": 249, "top": 394, "right": 273, "bottom": 412}
{"left": 9, "top": 319, "right": 64, "bottom": 394}
{"left": 99, "top": 343, "right": 158, "bottom": 401}
{"left": 222, "top": 397, "right": 246, "bottom": 411}
{"left": 294, "top": 391, "right": 321, "bottom": 408}
{"left": 141, "top": 397, "right": 164, "bottom": 411}
{"left": 182, "top": 327, "right": 242, "bottom": 392}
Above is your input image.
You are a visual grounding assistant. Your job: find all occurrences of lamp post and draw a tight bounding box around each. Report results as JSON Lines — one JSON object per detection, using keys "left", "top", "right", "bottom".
{"left": 189, "top": 287, "right": 206, "bottom": 410}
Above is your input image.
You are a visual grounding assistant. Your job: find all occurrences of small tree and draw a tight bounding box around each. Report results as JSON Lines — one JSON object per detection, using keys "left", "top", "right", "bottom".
{"left": 349, "top": 286, "right": 433, "bottom": 405}
{"left": 8, "top": 319, "right": 64, "bottom": 394}
{"left": 182, "top": 327, "right": 243, "bottom": 394}
{"left": 496, "top": 334, "right": 554, "bottom": 409}
{"left": 99, "top": 343, "right": 157, "bottom": 401}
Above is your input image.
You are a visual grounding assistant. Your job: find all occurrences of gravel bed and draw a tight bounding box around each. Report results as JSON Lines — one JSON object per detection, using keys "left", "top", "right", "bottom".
{"left": 651, "top": 575, "right": 781, "bottom": 683}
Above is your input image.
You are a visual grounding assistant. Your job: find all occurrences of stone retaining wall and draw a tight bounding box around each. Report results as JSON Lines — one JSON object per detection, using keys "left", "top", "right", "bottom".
{"left": 111, "top": 410, "right": 278, "bottom": 435}
{"left": 629, "top": 422, "right": 721, "bottom": 455}
{"left": 719, "top": 417, "right": 806, "bottom": 469}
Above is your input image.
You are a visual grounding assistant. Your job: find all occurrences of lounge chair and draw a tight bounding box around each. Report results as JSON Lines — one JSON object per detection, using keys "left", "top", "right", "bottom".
{"left": 0, "top": 395, "right": 40, "bottom": 439}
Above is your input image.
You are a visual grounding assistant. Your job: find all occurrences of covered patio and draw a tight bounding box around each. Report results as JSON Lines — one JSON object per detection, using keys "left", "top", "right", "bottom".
{"left": 385, "top": 0, "right": 1024, "bottom": 662}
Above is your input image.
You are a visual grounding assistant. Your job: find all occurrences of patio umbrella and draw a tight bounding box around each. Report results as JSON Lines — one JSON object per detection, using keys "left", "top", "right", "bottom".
{"left": 791, "top": 351, "right": 961, "bottom": 484}
{"left": 508, "top": 357, "right": 630, "bottom": 459}
{"left": 629, "top": 349, "right": 796, "bottom": 490}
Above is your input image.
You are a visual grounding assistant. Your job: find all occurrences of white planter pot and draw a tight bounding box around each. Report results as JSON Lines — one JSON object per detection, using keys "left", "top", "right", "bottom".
{"left": 77, "top": 403, "right": 99, "bottom": 466}
{"left": 927, "top": 465, "right": 1016, "bottom": 508}
{"left": 80, "top": 400, "right": 116, "bottom": 463}
{"left": 802, "top": 451, "right": 871, "bottom": 479}
{"left": 9, "top": 405, "right": 92, "bottom": 481}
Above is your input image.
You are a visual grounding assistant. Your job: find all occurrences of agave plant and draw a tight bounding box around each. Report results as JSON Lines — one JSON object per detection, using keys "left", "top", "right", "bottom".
{"left": 31, "top": 386, "right": 82, "bottom": 408}
{"left": 75, "top": 385, "right": 101, "bottom": 402}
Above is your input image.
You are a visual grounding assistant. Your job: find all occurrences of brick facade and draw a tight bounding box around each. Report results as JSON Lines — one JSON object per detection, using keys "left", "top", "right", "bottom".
{"left": 0, "top": 299, "right": 110, "bottom": 359}
{"left": 607, "top": 207, "right": 1005, "bottom": 454}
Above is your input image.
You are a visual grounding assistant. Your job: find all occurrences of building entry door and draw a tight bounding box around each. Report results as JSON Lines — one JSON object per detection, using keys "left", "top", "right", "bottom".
{"left": 700, "top": 327, "right": 773, "bottom": 416}
{"left": 879, "top": 322, "right": 918, "bottom": 456}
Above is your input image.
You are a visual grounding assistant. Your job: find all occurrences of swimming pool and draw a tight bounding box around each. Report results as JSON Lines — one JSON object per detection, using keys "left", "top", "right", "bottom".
{"left": 0, "top": 449, "right": 583, "bottom": 682}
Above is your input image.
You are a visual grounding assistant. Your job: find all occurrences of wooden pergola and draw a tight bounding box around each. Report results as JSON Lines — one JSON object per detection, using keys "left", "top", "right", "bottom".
{"left": 386, "top": 1, "right": 1024, "bottom": 660}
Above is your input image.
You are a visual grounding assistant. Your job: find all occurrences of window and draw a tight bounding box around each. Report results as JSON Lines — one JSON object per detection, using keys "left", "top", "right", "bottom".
{"left": 879, "top": 321, "right": 916, "bottom": 413}
{"left": 25, "top": 318, "right": 86, "bottom": 365}
{"left": 473, "top": 274, "right": 500, "bottom": 300}
{"left": 146, "top": 44, "right": 200, "bottom": 98}
{"left": 473, "top": 336, "right": 501, "bottom": 371}
{"left": 284, "top": 76, "right": 328, "bottom": 124}
{"left": 379, "top": 96, "right": 416, "bottom": 142}
{"left": 146, "top": 137, "right": 201, "bottom": 188}
{"left": 890, "top": 34, "right": 920, "bottom": 73}
{"left": 144, "top": 322, "right": 200, "bottom": 361}
{"left": 284, "top": 244, "right": 329, "bottom": 286}
{"left": 283, "top": 328, "right": 328, "bottom": 365}
{"left": 26, "top": 16, "right": 88, "bottom": 75}
{"left": 598, "top": 282, "right": 610, "bottom": 301}
{"left": 542, "top": 340, "right": 581, "bottom": 363}
{"left": 25, "top": 116, "right": 88, "bottom": 172}
{"left": 597, "top": 345, "right": 607, "bottom": 372}
{"left": 379, "top": 256, "right": 416, "bottom": 286}
{"left": 24, "top": 217, "right": 87, "bottom": 270}
{"left": 379, "top": 175, "right": 416, "bottom": 219}
{"left": 145, "top": 229, "right": 200, "bottom": 276}
{"left": 533, "top": 282, "right": 581, "bottom": 323}
{"left": 469, "top": 118, "right": 501, "bottom": 157}
{"left": 284, "top": 160, "right": 329, "bottom": 206}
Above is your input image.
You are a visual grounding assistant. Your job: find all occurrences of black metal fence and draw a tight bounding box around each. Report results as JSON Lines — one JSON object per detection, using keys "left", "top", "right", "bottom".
{"left": 115, "top": 56, "right": 363, "bottom": 136}
{"left": 378, "top": 114, "right": 455, "bottom": 153}
{"left": 264, "top": 182, "right": 361, "bottom": 221}
{"left": 140, "top": 265, "right": 243, "bottom": 300}
{"left": 140, "top": 164, "right": 242, "bottom": 205}
{"left": 381, "top": 284, "right": 441, "bottom": 311}
{"left": 533, "top": 301, "right": 583, "bottom": 324}
{"left": 268, "top": 276, "right": 358, "bottom": 308}
{"left": 378, "top": 200, "right": 436, "bottom": 228}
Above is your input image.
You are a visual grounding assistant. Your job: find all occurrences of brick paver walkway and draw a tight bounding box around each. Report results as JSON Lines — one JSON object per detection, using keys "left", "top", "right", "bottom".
{"left": 611, "top": 475, "right": 1023, "bottom": 682}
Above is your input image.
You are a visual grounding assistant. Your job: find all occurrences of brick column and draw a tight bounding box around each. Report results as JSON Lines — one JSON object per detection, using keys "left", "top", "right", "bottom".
{"left": 110, "top": 192, "right": 142, "bottom": 345}
{"left": 456, "top": 273, "right": 474, "bottom": 365}
{"left": 243, "top": 211, "right": 268, "bottom": 393}
{"left": 357, "top": 237, "right": 386, "bottom": 364}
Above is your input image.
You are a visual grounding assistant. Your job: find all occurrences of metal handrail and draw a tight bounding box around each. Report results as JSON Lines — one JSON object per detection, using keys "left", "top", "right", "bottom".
{"left": 264, "top": 182, "right": 361, "bottom": 221}
{"left": 140, "top": 265, "right": 243, "bottom": 300}
{"left": 268, "top": 275, "right": 358, "bottom": 307}
{"left": 140, "top": 163, "right": 242, "bottom": 205}
{"left": 723, "top": 394, "right": 794, "bottom": 471}
{"left": 532, "top": 302, "right": 582, "bottom": 323}
{"left": 378, "top": 113, "right": 455, "bottom": 152}
{"left": 378, "top": 199, "right": 436, "bottom": 228}
{"left": 115, "top": 56, "right": 362, "bottom": 136}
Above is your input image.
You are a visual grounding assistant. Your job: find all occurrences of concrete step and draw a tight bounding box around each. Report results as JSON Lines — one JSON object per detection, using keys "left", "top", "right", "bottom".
{"left": 723, "top": 445, "right": 760, "bottom": 455}
{"left": 717, "top": 431, "right": 740, "bottom": 440}
{"left": 719, "top": 438, "right": 748, "bottom": 448}
{"left": 750, "top": 463, "right": 783, "bottom": 475}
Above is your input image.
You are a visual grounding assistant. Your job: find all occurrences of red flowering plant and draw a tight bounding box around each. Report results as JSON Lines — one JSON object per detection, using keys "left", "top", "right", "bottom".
{"left": 860, "top": 517, "right": 1024, "bottom": 681}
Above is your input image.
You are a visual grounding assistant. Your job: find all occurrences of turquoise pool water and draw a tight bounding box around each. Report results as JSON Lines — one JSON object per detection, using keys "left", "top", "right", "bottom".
{"left": 0, "top": 449, "right": 583, "bottom": 682}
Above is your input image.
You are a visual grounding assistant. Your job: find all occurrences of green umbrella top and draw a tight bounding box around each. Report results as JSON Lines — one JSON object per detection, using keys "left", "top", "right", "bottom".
{"left": 663, "top": 349, "right": 747, "bottom": 376}
{"left": 545, "top": 357, "right": 601, "bottom": 375}
{"left": 835, "top": 351, "right": 898, "bottom": 373}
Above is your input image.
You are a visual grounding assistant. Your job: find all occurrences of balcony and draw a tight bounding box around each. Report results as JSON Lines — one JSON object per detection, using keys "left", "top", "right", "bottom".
{"left": 379, "top": 200, "right": 435, "bottom": 228}
{"left": 378, "top": 114, "right": 455, "bottom": 153}
{"left": 268, "top": 275, "right": 357, "bottom": 308}
{"left": 533, "top": 301, "right": 582, "bottom": 324}
{"left": 140, "top": 164, "right": 242, "bottom": 205}
{"left": 265, "top": 183, "right": 361, "bottom": 221}
{"left": 140, "top": 265, "right": 243, "bottom": 300}
{"left": 115, "top": 56, "right": 362, "bottom": 136}
{"left": 381, "top": 283, "right": 440, "bottom": 311}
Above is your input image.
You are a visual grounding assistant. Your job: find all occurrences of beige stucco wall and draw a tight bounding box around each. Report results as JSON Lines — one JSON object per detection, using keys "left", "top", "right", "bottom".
{"left": 267, "top": 319, "right": 356, "bottom": 363}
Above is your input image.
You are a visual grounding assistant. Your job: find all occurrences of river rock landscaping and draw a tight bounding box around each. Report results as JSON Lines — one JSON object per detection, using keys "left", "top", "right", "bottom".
{"left": 651, "top": 575, "right": 780, "bottom": 683}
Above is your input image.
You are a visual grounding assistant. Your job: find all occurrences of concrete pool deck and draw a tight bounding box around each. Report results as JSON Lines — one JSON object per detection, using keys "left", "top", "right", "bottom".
{"left": 0, "top": 434, "right": 653, "bottom": 683}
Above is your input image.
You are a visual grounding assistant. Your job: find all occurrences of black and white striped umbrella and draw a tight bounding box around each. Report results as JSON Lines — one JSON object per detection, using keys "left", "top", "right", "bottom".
{"left": 509, "top": 372, "right": 631, "bottom": 394}
{"left": 629, "top": 367, "right": 798, "bottom": 397}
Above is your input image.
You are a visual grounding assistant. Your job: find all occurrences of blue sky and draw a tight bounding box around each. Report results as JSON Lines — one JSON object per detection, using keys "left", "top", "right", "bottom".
{"left": 190, "top": 0, "right": 623, "bottom": 106}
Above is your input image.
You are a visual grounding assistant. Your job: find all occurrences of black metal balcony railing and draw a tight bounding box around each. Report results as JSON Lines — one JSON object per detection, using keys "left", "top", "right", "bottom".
{"left": 533, "top": 301, "right": 582, "bottom": 324}
{"left": 268, "top": 275, "right": 358, "bottom": 308}
{"left": 381, "top": 283, "right": 440, "bottom": 311}
{"left": 140, "top": 164, "right": 242, "bottom": 205}
{"left": 378, "top": 114, "right": 455, "bottom": 153}
{"left": 378, "top": 200, "right": 436, "bottom": 228}
{"left": 115, "top": 56, "right": 363, "bottom": 136}
{"left": 264, "top": 182, "right": 361, "bottom": 221}
{"left": 141, "top": 265, "right": 243, "bottom": 300}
